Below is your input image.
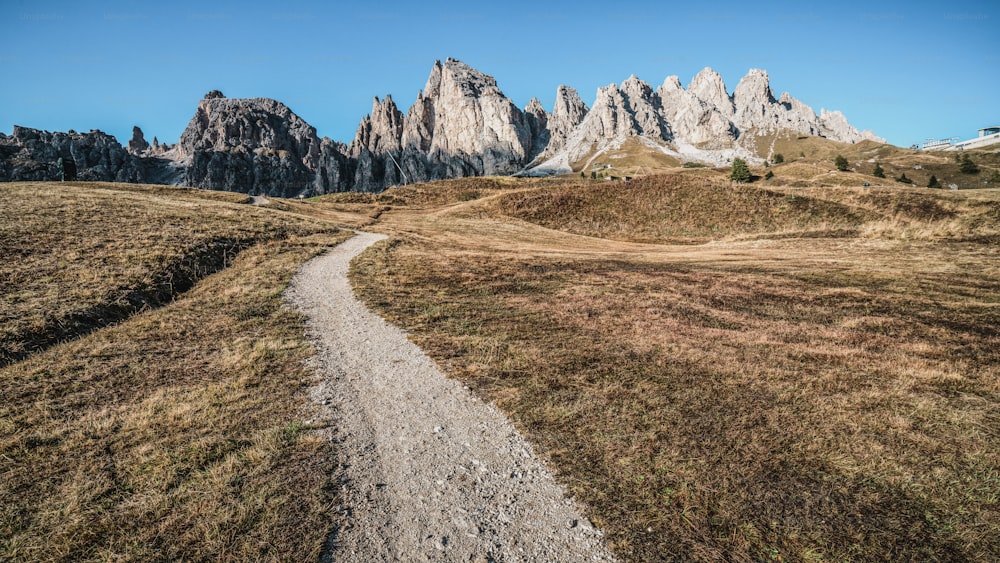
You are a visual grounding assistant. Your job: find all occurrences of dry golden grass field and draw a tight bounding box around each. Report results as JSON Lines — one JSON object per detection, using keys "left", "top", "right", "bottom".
{"left": 3, "top": 149, "right": 999, "bottom": 562}
{"left": 1, "top": 182, "right": 349, "bottom": 560}
{"left": 347, "top": 171, "right": 1000, "bottom": 561}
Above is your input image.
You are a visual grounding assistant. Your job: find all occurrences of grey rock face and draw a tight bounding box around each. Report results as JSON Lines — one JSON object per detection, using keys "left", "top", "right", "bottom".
{"left": 820, "top": 109, "right": 883, "bottom": 143}
{"left": 545, "top": 85, "right": 588, "bottom": 155}
{"left": 347, "top": 96, "right": 406, "bottom": 192}
{"left": 733, "top": 69, "right": 817, "bottom": 135}
{"left": 556, "top": 75, "right": 673, "bottom": 164}
{"left": 657, "top": 76, "right": 736, "bottom": 148}
{"left": 177, "top": 91, "right": 326, "bottom": 196}
{"left": 408, "top": 58, "right": 533, "bottom": 178}
{"left": 727, "top": 69, "right": 886, "bottom": 143}
{"left": 688, "top": 67, "right": 734, "bottom": 118}
{"left": 350, "top": 58, "right": 537, "bottom": 190}
{"left": 127, "top": 126, "right": 150, "bottom": 155}
{"left": 314, "top": 138, "right": 350, "bottom": 193}
{"left": 524, "top": 97, "right": 550, "bottom": 162}
{"left": 0, "top": 126, "right": 145, "bottom": 182}
{"left": 619, "top": 75, "right": 671, "bottom": 140}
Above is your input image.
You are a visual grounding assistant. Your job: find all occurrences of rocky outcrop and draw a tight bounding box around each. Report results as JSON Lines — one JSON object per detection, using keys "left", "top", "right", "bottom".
{"left": 0, "top": 126, "right": 145, "bottom": 182}
{"left": 732, "top": 69, "right": 817, "bottom": 135}
{"left": 347, "top": 96, "right": 405, "bottom": 192}
{"left": 554, "top": 76, "right": 673, "bottom": 164}
{"left": 177, "top": 91, "right": 325, "bottom": 196}
{"left": 523, "top": 97, "right": 549, "bottom": 162}
{"left": 687, "top": 68, "right": 734, "bottom": 118}
{"left": 819, "top": 109, "right": 883, "bottom": 144}
{"left": 620, "top": 75, "right": 671, "bottom": 140}
{"left": 401, "top": 58, "right": 533, "bottom": 180}
{"left": 168, "top": 62, "right": 882, "bottom": 192}
{"left": 126, "top": 126, "right": 150, "bottom": 155}
{"left": 346, "top": 58, "right": 537, "bottom": 190}
{"left": 543, "top": 86, "right": 588, "bottom": 157}
{"left": 314, "top": 138, "right": 352, "bottom": 194}
{"left": 657, "top": 76, "right": 736, "bottom": 148}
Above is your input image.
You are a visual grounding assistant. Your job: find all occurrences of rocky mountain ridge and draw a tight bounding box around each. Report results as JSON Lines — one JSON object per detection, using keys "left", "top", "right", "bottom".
{"left": 531, "top": 66, "right": 882, "bottom": 172}
{"left": 0, "top": 126, "right": 161, "bottom": 183}
{"left": 0, "top": 58, "right": 883, "bottom": 195}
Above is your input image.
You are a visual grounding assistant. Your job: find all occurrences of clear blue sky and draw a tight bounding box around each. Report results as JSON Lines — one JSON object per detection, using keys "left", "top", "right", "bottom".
{"left": 1, "top": 0, "right": 997, "bottom": 148}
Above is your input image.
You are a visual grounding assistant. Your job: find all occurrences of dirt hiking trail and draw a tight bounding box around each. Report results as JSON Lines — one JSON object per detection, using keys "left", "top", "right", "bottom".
{"left": 286, "top": 231, "right": 615, "bottom": 562}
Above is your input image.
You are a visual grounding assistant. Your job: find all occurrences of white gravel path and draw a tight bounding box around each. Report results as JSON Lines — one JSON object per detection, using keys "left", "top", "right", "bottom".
{"left": 286, "top": 231, "right": 615, "bottom": 562}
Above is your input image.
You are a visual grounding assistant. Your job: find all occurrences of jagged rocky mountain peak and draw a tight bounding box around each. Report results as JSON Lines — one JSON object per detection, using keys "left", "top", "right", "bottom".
{"left": 127, "top": 125, "right": 149, "bottom": 155}
{"left": 179, "top": 94, "right": 318, "bottom": 154}
{"left": 438, "top": 57, "right": 506, "bottom": 99}
{"left": 660, "top": 75, "right": 683, "bottom": 93}
{"left": 1, "top": 58, "right": 884, "bottom": 194}
{"left": 553, "top": 85, "right": 587, "bottom": 118}
{"left": 620, "top": 74, "right": 654, "bottom": 100}
{"left": 688, "top": 67, "right": 733, "bottom": 113}
{"left": 734, "top": 68, "right": 775, "bottom": 105}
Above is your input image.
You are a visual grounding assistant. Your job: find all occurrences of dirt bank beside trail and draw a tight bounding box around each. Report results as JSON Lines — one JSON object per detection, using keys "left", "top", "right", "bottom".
{"left": 286, "top": 231, "right": 614, "bottom": 562}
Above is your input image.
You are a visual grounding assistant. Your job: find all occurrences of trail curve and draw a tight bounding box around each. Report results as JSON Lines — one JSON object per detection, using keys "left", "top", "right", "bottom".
{"left": 286, "top": 231, "right": 615, "bottom": 562}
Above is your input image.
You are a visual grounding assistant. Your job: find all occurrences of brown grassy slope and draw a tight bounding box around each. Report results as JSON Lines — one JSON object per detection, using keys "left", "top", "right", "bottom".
{"left": 754, "top": 134, "right": 1000, "bottom": 189}
{"left": 353, "top": 181, "right": 1000, "bottom": 561}
{"left": 570, "top": 137, "right": 683, "bottom": 174}
{"left": 486, "top": 174, "right": 1000, "bottom": 245}
{"left": 0, "top": 182, "right": 323, "bottom": 367}
{"left": 0, "top": 183, "right": 350, "bottom": 561}
{"left": 488, "top": 174, "right": 871, "bottom": 243}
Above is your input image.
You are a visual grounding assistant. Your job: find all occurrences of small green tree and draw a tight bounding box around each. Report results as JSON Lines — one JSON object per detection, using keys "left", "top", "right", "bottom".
{"left": 872, "top": 162, "right": 885, "bottom": 178}
{"left": 764, "top": 170, "right": 774, "bottom": 180}
{"left": 590, "top": 171, "right": 596, "bottom": 180}
{"left": 834, "top": 155, "right": 849, "bottom": 171}
{"left": 959, "top": 154, "right": 979, "bottom": 174}
{"left": 580, "top": 171, "right": 585, "bottom": 178}
{"left": 927, "top": 175, "right": 941, "bottom": 188}
{"left": 730, "top": 158, "right": 751, "bottom": 183}
{"left": 895, "top": 173, "right": 913, "bottom": 184}
{"left": 773, "top": 153, "right": 784, "bottom": 164}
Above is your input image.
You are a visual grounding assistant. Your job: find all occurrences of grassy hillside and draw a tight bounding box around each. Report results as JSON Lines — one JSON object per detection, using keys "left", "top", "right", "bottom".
{"left": 353, "top": 175, "right": 1000, "bottom": 561}
{"left": 0, "top": 182, "right": 329, "bottom": 366}
{"left": 0, "top": 182, "right": 350, "bottom": 560}
{"left": 490, "top": 174, "right": 873, "bottom": 243}
{"left": 485, "top": 173, "right": 1000, "bottom": 244}
{"left": 752, "top": 134, "right": 1000, "bottom": 190}
{"left": 569, "top": 137, "right": 683, "bottom": 175}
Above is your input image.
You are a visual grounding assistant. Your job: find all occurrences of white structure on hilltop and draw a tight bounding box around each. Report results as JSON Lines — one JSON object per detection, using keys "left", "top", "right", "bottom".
{"left": 922, "top": 138, "right": 958, "bottom": 150}
{"left": 924, "top": 126, "right": 1000, "bottom": 151}
{"left": 944, "top": 126, "right": 1000, "bottom": 151}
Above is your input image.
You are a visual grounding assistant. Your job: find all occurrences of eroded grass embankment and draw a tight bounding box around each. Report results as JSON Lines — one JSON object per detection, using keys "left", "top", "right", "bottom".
{"left": 0, "top": 182, "right": 351, "bottom": 560}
